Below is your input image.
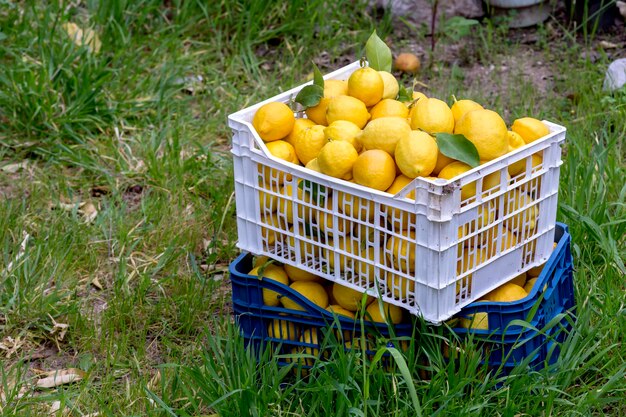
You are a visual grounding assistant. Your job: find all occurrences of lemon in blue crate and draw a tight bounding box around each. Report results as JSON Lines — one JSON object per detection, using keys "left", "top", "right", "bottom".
{"left": 248, "top": 264, "right": 289, "bottom": 307}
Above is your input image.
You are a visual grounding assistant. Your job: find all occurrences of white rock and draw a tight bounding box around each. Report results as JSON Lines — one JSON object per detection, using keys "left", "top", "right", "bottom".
{"left": 603, "top": 59, "right": 626, "bottom": 92}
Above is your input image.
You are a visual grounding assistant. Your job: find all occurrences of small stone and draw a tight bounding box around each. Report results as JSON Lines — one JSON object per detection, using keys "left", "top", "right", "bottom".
{"left": 603, "top": 59, "right": 626, "bottom": 91}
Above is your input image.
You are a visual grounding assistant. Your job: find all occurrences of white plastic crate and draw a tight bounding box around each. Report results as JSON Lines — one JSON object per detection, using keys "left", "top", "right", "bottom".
{"left": 228, "top": 62, "right": 567, "bottom": 324}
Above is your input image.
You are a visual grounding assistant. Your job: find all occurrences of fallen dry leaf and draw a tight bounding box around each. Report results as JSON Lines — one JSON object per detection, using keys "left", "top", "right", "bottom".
{"left": 599, "top": 40, "right": 619, "bottom": 49}
{"left": 0, "top": 161, "right": 28, "bottom": 173}
{"left": 49, "top": 400, "right": 61, "bottom": 414}
{"left": 80, "top": 202, "right": 98, "bottom": 223}
{"left": 617, "top": 1, "right": 626, "bottom": 19}
{"left": 36, "top": 368, "right": 86, "bottom": 389}
{"left": 48, "top": 314, "right": 69, "bottom": 341}
{"left": 0, "top": 336, "right": 25, "bottom": 359}
{"left": 91, "top": 276, "right": 103, "bottom": 290}
{"left": 62, "top": 22, "right": 101, "bottom": 53}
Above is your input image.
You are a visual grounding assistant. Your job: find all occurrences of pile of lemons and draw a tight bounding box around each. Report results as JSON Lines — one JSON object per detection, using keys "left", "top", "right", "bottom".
{"left": 252, "top": 64, "right": 552, "bottom": 300}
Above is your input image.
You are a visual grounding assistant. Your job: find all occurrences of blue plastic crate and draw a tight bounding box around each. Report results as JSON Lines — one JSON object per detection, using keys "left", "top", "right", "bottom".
{"left": 452, "top": 222, "right": 575, "bottom": 369}
{"left": 229, "top": 253, "right": 415, "bottom": 367}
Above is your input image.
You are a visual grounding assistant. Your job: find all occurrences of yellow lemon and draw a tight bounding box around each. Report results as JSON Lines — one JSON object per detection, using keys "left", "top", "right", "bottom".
{"left": 450, "top": 99, "right": 484, "bottom": 124}
{"left": 253, "top": 255, "right": 270, "bottom": 268}
{"left": 286, "top": 118, "right": 316, "bottom": 147}
{"left": 324, "top": 79, "right": 349, "bottom": 97}
{"left": 359, "top": 116, "right": 411, "bottom": 156}
{"left": 410, "top": 97, "right": 454, "bottom": 134}
{"left": 252, "top": 102, "right": 295, "bottom": 142}
{"left": 305, "top": 158, "right": 321, "bottom": 172}
{"left": 459, "top": 312, "right": 489, "bottom": 330}
{"left": 482, "top": 224, "right": 519, "bottom": 256}
{"left": 326, "top": 95, "right": 370, "bottom": 129}
{"left": 316, "top": 199, "right": 349, "bottom": 239}
{"left": 386, "top": 271, "right": 415, "bottom": 300}
{"left": 348, "top": 67, "right": 384, "bottom": 107}
{"left": 295, "top": 124, "right": 326, "bottom": 165}
{"left": 366, "top": 301, "right": 403, "bottom": 324}
{"left": 524, "top": 277, "right": 538, "bottom": 293}
{"left": 276, "top": 183, "right": 307, "bottom": 224}
{"left": 528, "top": 261, "right": 546, "bottom": 278}
{"left": 386, "top": 230, "right": 416, "bottom": 273}
{"left": 457, "top": 246, "right": 489, "bottom": 275}
{"left": 507, "top": 130, "right": 527, "bottom": 177}
{"left": 454, "top": 109, "right": 508, "bottom": 161}
{"left": 458, "top": 202, "right": 496, "bottom": 246}
{"left": 510, "top": 272, "right": 527, "bottom": 287}
{"left": 268, "top": 319, "right": 299, "bottom": 341}
{"left": 480, "top": 167, "right": 509, "bottom": 195}
{"left": 511, "top": 117, "right": 550, "bottom": 144}
{"left": 324, "top": 120, "right": 363, "bottom": 152}
{"left": 378, "top": 71, "right": 399, "bottom": 100}
{"left": 438, "top": 162, "right": 475, "bottom": 201}
{"left": 370, "top": 99, "right": 410, "bottom": 120}
{"left": 248, "top": 264, "right": 289, "bottom": 307}
{"left": 432, "top": 151, "right": 455, "bottom": 175}
{"left": 305, "top": 97, "right": 331, "bottom": 126}
{"left": 281, "top": 281, "right": 329, "bottom": 311}
{"left": 337, "top": 189, "right": 375, "bottom": 222}
{"left": 395, "top": 53, "right": 421, "bottom": 74}
{"left": 333, "top": 282, "right": 374, "bottom": 312}
{"left": 504, "top": 189, "right": 538, "bottom": 235}
{"left": 394, "top": 130, "right": 438, "bottom": 178}
{"left": 385, "top": 175, "right": 416, "bottom": 229}
{"left": 260, "top": 213, "right": 288, "bottom": 247}
{"left": 304, "top": 80, "right": 348, "bottom": 126}
{"left": 260, "top": 140, "right": 298, "bottom": 185}
{"left": 482, "top": 283, "right": 527, "bottom": 302}
{"left": 353, "top": 150, "right": 397, "bottom": 191}
{"left": 317, "top": 140, "right": 359, "bottom": 179}
{"left": 327, "top": 304, "right": 356, "bottom": 319}
{"left": 284, "top": 264, "right": 322, "bottom": 282}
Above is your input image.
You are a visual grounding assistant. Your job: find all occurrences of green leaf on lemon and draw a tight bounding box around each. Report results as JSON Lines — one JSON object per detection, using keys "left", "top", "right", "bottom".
{"left": 435, "top": 133, "right": 480, "bottom": 168}
{"left": 313, "top": 62, "right": 324, "bottom": 89}
{"left": 365, "top": 30, "right": 392, "bottom": 72}
{"left": 295, "top": 84, "right": 323, "bottom": 108}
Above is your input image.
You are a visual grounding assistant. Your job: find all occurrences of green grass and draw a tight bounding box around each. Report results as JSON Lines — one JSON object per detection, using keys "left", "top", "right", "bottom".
{"left": 1, "top": 0, "right": 625, "bottom": 415}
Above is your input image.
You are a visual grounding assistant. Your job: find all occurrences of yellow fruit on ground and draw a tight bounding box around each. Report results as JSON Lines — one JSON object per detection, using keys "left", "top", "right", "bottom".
{"left": 386, "top": 230, "right": 416, "bottom": 273}
{"left": 248, "top": 264, "right": 289, "bottom": 307}
{"left": 507, "top": 130, "right": 527, "bottom": 177}
{"left": 268, "top": 319, "right": 299, "bottom": 341}
{"left": 524, "top": 277, "right": 538, "bottom": 293}
{"left": 286, "top": 118, "right": 316, "bottom": 147}
{"left": 327, "top": 304, "right": 356, "bottom": 319}
{"left": 281, "top": 281, "right": 329, "bottom": 311}
{"left": 359, "top": 117, "right": 411, "bottom": 156}
{"left": 284, "top": 264, "right": 322, "bottom": 282}
{"left": 482, "top": 283, "right": 527, "bottom": 302}
{"left": 317, "top": 140, "right": 359, "bottom": 179}
{"left": 378, "top": 71, "right": 399, "bottom": 100}
{"left": 324, "top": 120, "right": 363, "bottom": 152}
{"left": 332, "top": 283, "right": 374, "bottom": 312}
{"left": 451, "top": 99, "right": 484, "bottom": 124}
{"left": 454, "top": 109, "right": 508, "bottom": 161}
{"left": 394, "top": 52, "right": 421, "bottom": 74}
{"left": 504, "top": 189, "right": 538, "bottom": 235}
{"left": 410, "top": 97, "right": 454, "bottom": 134}
{"left": 366, "top": 301, "right": 403, "bottom": 324}
{"left": 385, "top": 175, "right": 416, "bottom": 228}
{"left": 510, "top": 272, "right": 527, "bottom": 287}
{"left": 326, "top": 95, "right": 370, "bottom": 129}
{"left": 432, "top": 151, "right": 455, "bottom": 175}
{"left": 337, "top": 189, "right": 375, "bottom": 222}
{"left": 353, "top": 150, "right": 397, "bottom": 191}
{"left": 252, "top": 102, "right": 295, "bottom": 142}
{"left": 438, "top": 162, "right": 475, "bottom": 201}
{"left": 386, "top": 271, "right": 415, "bottom": 300}
{"left": 348, "top": 67, "right": 384, "bottom": 107}
{"left": 459, "top": 312, "right": 489, "bottom": 330}
{"left": 511, "top": 117, "right": 550, "bottom": 144}
{"left": 305, "top": 97, "right": 331, "bottom": 126}
{"left": 370, "top": 99, "right": 409, "bottom": 120}
{"left": 295, "top": 124, "right": 326, "bottom": 165}
{"left": 324, "top": 79, "right": 349, "bottom": 97}
{"left": 394, "top": 130, "right": 438, "bottom": 178}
